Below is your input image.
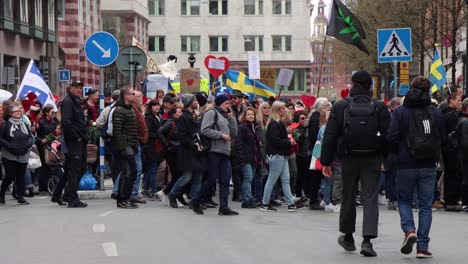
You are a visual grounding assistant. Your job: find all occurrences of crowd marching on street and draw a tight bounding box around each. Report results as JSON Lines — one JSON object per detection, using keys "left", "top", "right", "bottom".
{"left": 0, "top": 71, "right": 467, "bottom": 259}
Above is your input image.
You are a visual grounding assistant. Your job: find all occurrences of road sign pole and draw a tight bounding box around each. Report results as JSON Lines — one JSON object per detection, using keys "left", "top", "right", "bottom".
{"left": 393, "top": 61, "right": 399, "bottom": 98}
{"left": 99, "top": 67, "right": 105, "bottom": 191}
{"left": 129, "top": 50, "right": 134, "bottom": 88}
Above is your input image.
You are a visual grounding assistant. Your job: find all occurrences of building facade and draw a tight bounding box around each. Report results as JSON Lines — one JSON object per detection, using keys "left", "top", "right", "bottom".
{"left": 147, "top": 0, "right": 313, "bottom": 98}
{"left": 0, "top": 0, "right": 60, "bottom": 95}
{"left": 58, "top": 0, "right": 101, "bottom": 92}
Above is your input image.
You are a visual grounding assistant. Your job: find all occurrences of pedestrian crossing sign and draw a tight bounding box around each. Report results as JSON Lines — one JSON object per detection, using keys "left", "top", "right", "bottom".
{"left": 377, "top": 28, "right": 412, "bottom": 63}
{"left": 58, "top": 69, "right": 71, "bottom": 82}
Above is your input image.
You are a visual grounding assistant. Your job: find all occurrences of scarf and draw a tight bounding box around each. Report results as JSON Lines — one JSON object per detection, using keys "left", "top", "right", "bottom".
{"left": 8, "top": 117, "right": 29, "bottom": 137}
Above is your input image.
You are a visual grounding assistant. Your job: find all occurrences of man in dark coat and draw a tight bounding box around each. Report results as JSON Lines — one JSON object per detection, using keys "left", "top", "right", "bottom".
{"left": 321, "top": 71, "right": 390, "bottom": 257}
{"left": 59, "top": 81, "right": 88, "bottom": 208}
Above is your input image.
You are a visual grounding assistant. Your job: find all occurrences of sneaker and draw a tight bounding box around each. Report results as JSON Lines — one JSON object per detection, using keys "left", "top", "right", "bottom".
{"left": 333, "top": 204, "right": 341, "bottom": 213}
{"left": 337, "top": 235, "right": 356, "bottom": 252}
{"left": 461, "top": 206, "right": 468, "bottom": 213}
{"left": 288, "top": 203, "right": 305, "bottom": 212}
{"left": 218, "top": 208, "right": 239, "bottom": 216}
{"left": 432, "top": 200, "right": 444, "bottom": 209}
{"left": 168, "top": 194, "right": 178, "bottom": 208}
{"left": 205, "top": 198, "right": 219, "bottom": 207}
{"left": 130, "top": 196, "right": 147, "bottom": 204}
{"left": 141, "top": 190, "right": 152, "bottom": 199}
{"left": 360, "top": 241, "right": 377, "bottom": 257}
{"left": 110, "top": 193, "right": 118, "bottom": 200}
{"left": 157, "top": 190, "right": 169, "bottom": 206}
{"left": 201, "top": 201, "right": 216, "bottom": 208}
{"left": 177, "top": 196, "right": 188, "bottom": 206}
{"left": 270, "top": 200, "right": 282, "bottom": 207}
{"left": 260, "top": 203, "right": 277, "bottom": 212}
{"left": 190, "top": 200, "right": 204, "bottom": 215}
{"left": 17, "top": 198, "right": 30, "bottom": 205}
{"left": 319, "top": 200, "right": 326, "bottom": 208}
{"left": 309, "top": 201, "right": 325, "bottom": 211}
{"left": 324, "top": 203, "right": 335, "bottom": 212}
{"left": 416, "top": 250, "right": 433, "bottom": 258}
{"left": 400, "top": 230, "right": 417, "bottom": 254}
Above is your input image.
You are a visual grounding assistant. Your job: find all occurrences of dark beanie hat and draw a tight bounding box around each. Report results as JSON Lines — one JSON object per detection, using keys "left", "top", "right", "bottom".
{"left": 215, "top": 94, "right": 230, "bottom": 106}
{"left": 352, "top": 70, "right": 372, "bottom": 87}
{"left": 194, "top": 92, "right": 208, "bottom": 107}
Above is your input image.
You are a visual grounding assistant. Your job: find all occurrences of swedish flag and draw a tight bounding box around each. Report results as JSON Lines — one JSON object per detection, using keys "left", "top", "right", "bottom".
{"left": 225, "top": 69, "right": 277, "bottom": 100}
{"left": 429, "top": 48, "right": 447, "bottom": 94}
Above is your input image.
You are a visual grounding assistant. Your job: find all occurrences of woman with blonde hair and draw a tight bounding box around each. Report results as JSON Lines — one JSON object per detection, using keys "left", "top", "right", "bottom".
{"left": 260, "top": 101, "right": 304, "bottom": 212}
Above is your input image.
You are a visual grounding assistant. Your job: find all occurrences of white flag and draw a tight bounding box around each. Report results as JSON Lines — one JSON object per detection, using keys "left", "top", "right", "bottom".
{"left": 16, "top": 60, "right": 57, "bottom": 111}
{"left": 158, "top": 60, "right": 178, "bottom": 81}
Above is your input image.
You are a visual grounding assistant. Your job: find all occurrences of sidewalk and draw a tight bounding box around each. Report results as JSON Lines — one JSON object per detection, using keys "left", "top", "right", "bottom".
{"left": 78, "top": 178, "right": 113, "bottom": 200}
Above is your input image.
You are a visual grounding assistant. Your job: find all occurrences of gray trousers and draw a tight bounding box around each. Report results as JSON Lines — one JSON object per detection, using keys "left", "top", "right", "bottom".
{"left": 340, "top": 154, "right": 381, "bottom": 238}
{"left": 332, "top": 164, "right": 343, "bottom": 204}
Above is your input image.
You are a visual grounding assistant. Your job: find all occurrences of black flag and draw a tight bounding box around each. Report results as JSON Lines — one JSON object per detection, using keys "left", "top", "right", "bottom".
{"left": 326, "top": 0, "right": 370, "bottom": 55}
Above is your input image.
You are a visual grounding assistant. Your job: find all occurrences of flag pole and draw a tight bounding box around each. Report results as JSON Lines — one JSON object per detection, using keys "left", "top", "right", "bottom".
{"left": 317, "top": 36, "right": 327, "bottom": 98}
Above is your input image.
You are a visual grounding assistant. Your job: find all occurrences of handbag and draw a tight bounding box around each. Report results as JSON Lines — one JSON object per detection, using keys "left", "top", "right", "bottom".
{"left": 27, "top": 149, "right": 42, "bottom": 169}
{"left": 309, "top": 140, "right": 323, "bottom": 171}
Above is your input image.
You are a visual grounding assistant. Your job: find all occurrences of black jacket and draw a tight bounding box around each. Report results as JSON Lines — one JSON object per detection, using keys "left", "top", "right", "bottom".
{"left": 174, "top": 109, "right": 202, "bottom": 172}
{"left": 266, "top": 120, "right": 291, "bottom": 156}
{"left": 307, "top": 111, "right": 320, "bottom": 152}
{"left": 237, "top": 121, "right": 262, "bottom": 165}
{"left": 144, "top": 113, "right": 164, "bottom": 162}
{"left": 37, "top": 117, "right": 58, "bottom": 139}
{"left": 386, "top": 88, "right": 446, "bottom": 169}
{"left": 112, "top": 100, "right": 138, "bottom": 152}
{"left": 61, "top": 93, "right": 87, "bottom": 143}
{"left": 321, "top": 88, "right": 391, "bottom": 166}
{"left": 157, "top": 118, "right": 179, "bottom": 152}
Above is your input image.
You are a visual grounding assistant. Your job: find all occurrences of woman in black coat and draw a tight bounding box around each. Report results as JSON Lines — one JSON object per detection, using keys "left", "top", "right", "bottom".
{"left": 0, "top": 103, "right": 35, "bottom": 205}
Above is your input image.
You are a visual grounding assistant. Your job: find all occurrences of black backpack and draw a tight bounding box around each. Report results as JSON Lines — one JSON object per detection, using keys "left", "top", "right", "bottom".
{"left": 343, "top": 95, "right": 382, "bottom": 154}
{"left": 406, "top": 106, "right": 441, "bottom": 160}
{"left": 196, "top": 109, "right": 219, "bottom": 152}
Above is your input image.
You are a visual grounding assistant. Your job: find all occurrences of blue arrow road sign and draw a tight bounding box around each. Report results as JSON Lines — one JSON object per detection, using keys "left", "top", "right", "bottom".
{"left": 58, "top": 69, "right": 71, "bottom": 82}
{"left": 377, "top": 28, "right": 412, "bottom": 63}
{"left": 84, "top": 32, "right": 119, "bottom": 67}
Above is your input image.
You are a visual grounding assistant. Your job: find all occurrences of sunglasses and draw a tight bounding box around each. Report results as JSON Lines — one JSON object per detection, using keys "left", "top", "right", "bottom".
{"left": 300, "top": 117, "right": 306, "bottom": 120}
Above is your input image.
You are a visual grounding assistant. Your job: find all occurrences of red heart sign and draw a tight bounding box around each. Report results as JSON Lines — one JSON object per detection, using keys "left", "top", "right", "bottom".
{"left": 204, "top": 55, "right": 230, "bottom": 78}
{"left": 301, "top": 95, "right": 316, "bottom": 108}
{"left": 340, "top": 89, "right": 350, "bottom": 98}
{"left": 186, "top": 79, "right": 194, "bottom": 86}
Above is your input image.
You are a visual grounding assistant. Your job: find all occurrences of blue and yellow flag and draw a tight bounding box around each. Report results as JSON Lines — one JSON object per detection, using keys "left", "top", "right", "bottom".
{"left": 429, "top": 48, "right": 447, "bottom": 94}
{"left": 225, "top": 69, "right": 277, "bottom": 100}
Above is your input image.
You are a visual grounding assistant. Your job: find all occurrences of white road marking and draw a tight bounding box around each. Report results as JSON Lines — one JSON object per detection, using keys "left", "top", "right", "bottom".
{"left": 99, "top": 210, "right": 114, "bottom": 217}
{"left": 93, "top": 224, "right": 106, "bottom": 233}
{"left": 31, "top": 196, "right": 48, "bottom": 200}
{"left": 102, "top": 242, "right": 118, "bottom": 257}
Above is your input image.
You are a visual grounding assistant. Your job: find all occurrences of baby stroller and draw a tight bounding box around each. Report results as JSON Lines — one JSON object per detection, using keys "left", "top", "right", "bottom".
{"left": 44, "top": 141, "right": 65, "bottom": 195}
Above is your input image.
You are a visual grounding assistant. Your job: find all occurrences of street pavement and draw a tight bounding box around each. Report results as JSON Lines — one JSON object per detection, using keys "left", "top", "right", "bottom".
{"left": 0, "top": 196, "right": 467, "bottom": 264}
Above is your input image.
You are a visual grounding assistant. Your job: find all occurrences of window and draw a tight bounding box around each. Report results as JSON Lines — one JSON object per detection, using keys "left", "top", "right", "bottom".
{"left": 86, "top": 0, "right": 91, "bottom": 25}
{"left": 244, "top": 0, "right": 263, "bottom": 15}
{"left": 181, "top": 36, "right": 200, "bottom": 52}
{"left": 78, "top": 0, "right": 83, "bottom": 23}
{"left": 272, "top": 35, "right": 291, "bottom": 52}
{"left": 181, "top": 0, "right": 200, "bottom": 16}
{"left": 57, "top": 0, "right": 65, "bottom": 19}
{"left": 4, "top": 0, "right": 13, "bottom": 18}
{"left": 273, "top": 0, "right": 291, "bottom": 15}
{"left": 20, "top": 0, "right": 29, "bottom": 22}
{"left": 149, "top": 36, "right": 165, "bottom": 53}
{"left": 209, "top": 36, "right": 228, "bottom": 52}
{"left": 48, "top": 0, "right": 56, "bottom": 30}
{"left": 244, "top": 35, "right": 263, "bottom": 52}
{"left": 209, "top": 0, "right": 227, "bottom": 15}
{"left": 149, "top": 0, "right": 165, "bottom": 16}
{"left": 35, "top": 0, "right": 43, "bottom": 27}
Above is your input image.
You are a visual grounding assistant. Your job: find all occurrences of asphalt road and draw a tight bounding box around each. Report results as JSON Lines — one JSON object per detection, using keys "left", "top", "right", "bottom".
{"left": 0, "top": 196, "right": 466, "bottom": 264}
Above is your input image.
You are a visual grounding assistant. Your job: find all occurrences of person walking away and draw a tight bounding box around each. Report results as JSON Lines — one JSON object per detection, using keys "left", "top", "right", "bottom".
{"left": 321, "top": 71, "right": 390, "bottom": 257}
{"left": 386, "top": 77, "right": 445, "bottom": 258}
{"left": 60, "top": 81, "right": 88, "bottom": 208}
{"left": 260, "top": 101, "right": 305, "bottom": 212}
{"left": 457, "top": 98, "right": 468, "bottom": 213}
{"left": 0, "top": 104, "right": 35, "bottom": 205}
{"left": 384, "top": 97, "right": 401, "bottom": 210}
{"left": 191, "top": 94, "right": 239, "bottom": 215}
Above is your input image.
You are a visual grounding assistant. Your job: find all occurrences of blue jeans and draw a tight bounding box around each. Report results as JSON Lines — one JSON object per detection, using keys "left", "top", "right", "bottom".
{"left": 112, "top": 145, "right": 142, "bottom": 198}
{"left": 262, "top": 155, "right": 295, "bottom": 205}
{"left": 253, "top": 165, "right": 266, "bottom": 201}
{"left": 397, "top": 168, "right": 436, "bottom": 251}
{"left": 143, "top": 160, "right": 159, "bottom": 193}
{"left": 241, "top": 163, "right": 259, "bottom": 203}
{"left": 323, "top": 175, "right": 334, "bottom": 205}
{"left": 169, "top": 169, "right": 201, "bottom": 199}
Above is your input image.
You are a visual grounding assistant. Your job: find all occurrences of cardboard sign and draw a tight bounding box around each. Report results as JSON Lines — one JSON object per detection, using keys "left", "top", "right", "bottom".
{"left": 180, "top": 68, "right": 200, "bottom": 94}
{"left": 260, "top": 68, "right": 275, "bottom": 89}
{"left": 248, "top": 51, "right": 260, "bottom": 79}
{"left": 276, "top": 69, "right": 294, "bottom": 86}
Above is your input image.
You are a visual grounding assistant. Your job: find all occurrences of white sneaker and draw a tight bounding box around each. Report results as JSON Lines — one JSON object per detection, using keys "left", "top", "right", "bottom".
{"left": 320, "top": 200, "right": 325, "bottom": 208}
{"left": 177, "top": 200, "right": 184, "bottom": 208}
{"left": 157, "top": 190, "right": 169, "bottom": 206}
{"left": 324, "top": 203, "right": 334, "bottom": 212}
{"left": 333, "top": 204, "right": 341, "bottom": 213}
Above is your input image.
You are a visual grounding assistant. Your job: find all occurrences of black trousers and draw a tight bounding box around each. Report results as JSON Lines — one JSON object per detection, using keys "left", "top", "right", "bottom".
{"left": 118, "top": 153, "right": 138, "bottom": 202}
{"left": 340, "top": 154, "right": 381, "bottom": 238}
{"left": 309, "top": 169, "right": 324, "bottom": 203}
{"left": 163, "top": 151, "right": 181, "bottom": 194}
{"left": 230, "top": 155, "right": 242, "bottom": 196}
{"left": 0, "top": 158, "right": 27, "bottom": 200}
{"left": 443, "top": 150, "right": 461, "bottom": 206}
{"left": 63, "top": 140, "right": 87, "bottom": 203}
{"left": 296, "top": 155, "right": 312, "bottom": 198}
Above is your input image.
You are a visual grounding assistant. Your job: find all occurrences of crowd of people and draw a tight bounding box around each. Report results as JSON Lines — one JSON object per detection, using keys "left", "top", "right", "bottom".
{"left": 0, "top": 71, "right": 467, "bottom": 258}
